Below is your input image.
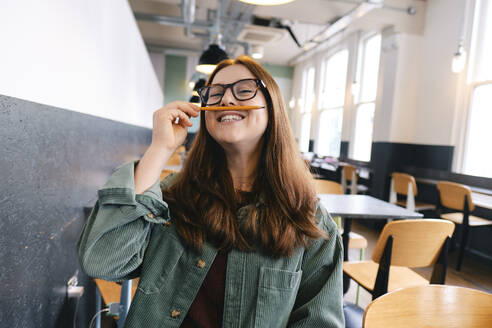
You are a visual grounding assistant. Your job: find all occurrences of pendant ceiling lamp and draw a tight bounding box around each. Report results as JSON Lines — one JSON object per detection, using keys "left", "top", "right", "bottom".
{"left": 196, "top": 44, "right": 229, "bottom": 74}
{"left": 238, "top": 0, "right": 295, "bottom": 5}
{"left": 189, "top": 78, "right": 206, "bottom": 105}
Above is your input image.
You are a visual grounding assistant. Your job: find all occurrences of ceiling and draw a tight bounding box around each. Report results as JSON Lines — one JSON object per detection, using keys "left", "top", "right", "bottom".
{"left": 129, "top": 0, "right": 426, "bottom": 65}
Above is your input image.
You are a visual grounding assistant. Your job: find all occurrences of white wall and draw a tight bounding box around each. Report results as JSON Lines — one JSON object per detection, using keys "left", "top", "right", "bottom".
{"left": 149, "top": 51, "right": 165, "bottom": 91}
{"left": 373, "top": 30, "right": 422, "bottom": 143}
{"left": 0, "top": 0, "right": 162, "bottom": 128}
{"left": 414, "top": 0, "right": 466, "bottom": 145}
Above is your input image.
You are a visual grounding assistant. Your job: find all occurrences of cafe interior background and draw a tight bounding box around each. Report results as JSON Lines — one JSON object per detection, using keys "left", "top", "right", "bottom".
{"left": 1, "top": 0, "right": 491, "bottom": 327}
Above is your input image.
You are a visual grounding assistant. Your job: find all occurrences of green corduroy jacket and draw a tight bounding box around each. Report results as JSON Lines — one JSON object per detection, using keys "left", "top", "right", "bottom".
{"left": 77, "top": 161, "right": 345, "bottom": 328}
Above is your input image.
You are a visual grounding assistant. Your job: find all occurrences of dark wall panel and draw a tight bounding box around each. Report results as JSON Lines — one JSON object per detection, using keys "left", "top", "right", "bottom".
{"left": 369, "top": 141, "right": 492, "bottom": 264}
{"left": 339, "top": 141, "right": 349, "bottom": 159}
{"left": 370, "top": 142, "right": 454, "bottom": 200}
{"left": 0, "top": 95, "right": 152, "bottom": 327}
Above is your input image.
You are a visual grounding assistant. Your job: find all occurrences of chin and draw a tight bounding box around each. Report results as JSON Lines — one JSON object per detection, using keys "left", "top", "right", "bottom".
{"left": 215, "top": 132, "right": 245, "bottom": 145}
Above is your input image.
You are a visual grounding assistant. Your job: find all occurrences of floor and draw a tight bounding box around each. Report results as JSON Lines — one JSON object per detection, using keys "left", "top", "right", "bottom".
{"left": 343, "top": 222, "right": 492, "bottom": 309}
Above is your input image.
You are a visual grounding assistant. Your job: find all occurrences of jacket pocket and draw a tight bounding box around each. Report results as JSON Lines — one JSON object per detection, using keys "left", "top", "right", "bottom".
{"left": 137, "top": 231, "right": 184, "bottom": 295}
{"left": 255, "top": 267, "right": 302, "bottom": 328}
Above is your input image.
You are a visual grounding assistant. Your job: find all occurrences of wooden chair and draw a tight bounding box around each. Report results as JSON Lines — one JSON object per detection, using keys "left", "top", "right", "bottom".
{"left": 176, "top": 145, "right": 186, "bottom": 157}
{"left": 389, "top": 172, "right": 435, "bottom": 212}
{"left": 343, "top": 219, "right": 454, "bottom": 300}
{"left": 165, "top": 145, "right": 186, "bottom": 167}
{"left": 341, "top": 164, "right": 369, "bottom": 195}
{"left": 314, "top": 179, "right": 368, "bottom": 304}
{"left": 314, "top": 179, "right": 344, "bottom": 194}
{"left": 160, "top": 169, "right": 178, "bottom": 181}
{"left": 314, "top": 179, "right": 368, "bottom": 251}
{"left": 94, "top": 278, "right": 138, "bottom": 328}
{"left": 166, "top": 152, "right": 183, "bottom": 166}
{"left": 363, "top": 285, "right": 492, "bottom": 328}
{"left": 436, "top": 181, "right": 492, "bottom": 271}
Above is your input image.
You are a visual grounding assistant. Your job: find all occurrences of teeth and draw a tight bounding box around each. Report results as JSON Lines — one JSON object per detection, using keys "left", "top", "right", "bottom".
{"left": 220, "top": 115, "right": 243, "bottom": 122}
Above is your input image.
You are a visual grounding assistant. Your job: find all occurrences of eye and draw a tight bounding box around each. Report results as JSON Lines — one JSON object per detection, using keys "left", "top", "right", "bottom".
{"left": 238, "top": 89, "right": 254, "bottom": 94}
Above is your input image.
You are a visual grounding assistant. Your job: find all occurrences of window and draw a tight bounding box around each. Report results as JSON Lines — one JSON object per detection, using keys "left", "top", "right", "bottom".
{"left": 462, "top": 0, "right": 492, "bottom": 178}
{"left": 351, "top": 34, "right": 381, "bottom": 162}
{"left": 317, "top": 49, "right": 349, "bottom": 157}
{"left": 299, "top": 66, "right": 315, "bottom": 152}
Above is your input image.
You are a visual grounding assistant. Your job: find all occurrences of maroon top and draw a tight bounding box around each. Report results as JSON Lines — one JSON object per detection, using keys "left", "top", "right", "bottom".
{"left": 180, "top": 190, "right": 254, "bottom": 328}
{"left": 180, "top": 250, "right": 229, "bottom": 328}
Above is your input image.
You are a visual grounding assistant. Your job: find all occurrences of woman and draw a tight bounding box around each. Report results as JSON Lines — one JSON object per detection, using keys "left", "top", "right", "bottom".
{"left": 78, "top": 55, "right": 344, "bottom": 328}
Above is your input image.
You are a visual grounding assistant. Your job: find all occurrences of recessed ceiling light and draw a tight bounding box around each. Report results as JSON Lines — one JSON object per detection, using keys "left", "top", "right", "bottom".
{"left": 251, "top": 45, "right": 264, "bottom": 59}
{"left": 239, "top": 0, "right": 295, "bottom": 6}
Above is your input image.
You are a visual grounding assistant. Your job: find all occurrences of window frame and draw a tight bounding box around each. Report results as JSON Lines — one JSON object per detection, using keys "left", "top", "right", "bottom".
{"left": 315, "top": 48, "right": 350, "bottom": 157}
{"left": 349, "top": 32, "right": 382, "bottom": 162}
{"left": 298, "top": 65, "right": 316, "bottom": 152}
{"left": 455, "top": 0, "right": 492, "bottom": 177}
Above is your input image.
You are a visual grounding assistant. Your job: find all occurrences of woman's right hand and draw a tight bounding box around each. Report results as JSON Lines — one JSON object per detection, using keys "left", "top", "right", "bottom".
{"left": 150, "top": 101, "right": 200, "bottom": 152}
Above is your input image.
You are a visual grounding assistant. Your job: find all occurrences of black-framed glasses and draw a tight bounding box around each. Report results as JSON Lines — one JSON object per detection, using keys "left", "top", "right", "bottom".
{"left": 197, "top": 78, "right": 266, "bottom": 106}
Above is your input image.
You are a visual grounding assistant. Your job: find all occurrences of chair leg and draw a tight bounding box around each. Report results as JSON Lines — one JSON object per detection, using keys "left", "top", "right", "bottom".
{"left": 430, "top": 236, "right": 450, "bottom": 284}
{"left": 372, "top": 236, "right": 393, "bottom": 300}
{"left": 457, "top": 224, "right": 469, "bottom": 271}
{"left": 118, "top": 280, "right": 132, "bottom": 328}
{"left": 355, "top": 248, "right": 365, "bottom": 306}
{"left": 450, "top": 224, "right": 457, "bottom": 252}
{"left": 95, "top": 286, "right": 102, "bottom": 328}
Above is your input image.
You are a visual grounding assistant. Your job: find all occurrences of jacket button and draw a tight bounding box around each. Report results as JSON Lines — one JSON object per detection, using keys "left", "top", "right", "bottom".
{"left": 196, "top": 259, "right": 206, "bottom": 268}
{"left": 171, "top": 309, "right": 180, "bottom": 318}
{"left": 147, "top": 213, "right": 154, "bottom": 219}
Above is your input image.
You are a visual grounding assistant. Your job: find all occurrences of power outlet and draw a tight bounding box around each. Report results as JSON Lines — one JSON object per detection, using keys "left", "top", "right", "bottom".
{"left": 66, "top": 270, "right": 84, "bottom": 298}
{"left": 67, "top": 285, "right": 84, "bottom": 298}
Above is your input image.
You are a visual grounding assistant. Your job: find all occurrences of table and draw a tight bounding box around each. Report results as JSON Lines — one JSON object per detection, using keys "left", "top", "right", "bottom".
{"left": 163, "top": 164, "right": 182, "bottom": 171}
{"left": 415, "top": 177, "right": 492, "bottom": 210}
{"left": 318, "top": 194, "right": 423, "bottom": 293}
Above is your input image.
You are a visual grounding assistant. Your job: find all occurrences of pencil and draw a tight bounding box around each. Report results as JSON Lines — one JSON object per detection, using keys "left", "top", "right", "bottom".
{"left": 200, "top": 105, "right": 264, "bottom": 111}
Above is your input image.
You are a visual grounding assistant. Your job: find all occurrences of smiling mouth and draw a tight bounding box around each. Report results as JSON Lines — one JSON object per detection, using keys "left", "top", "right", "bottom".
{"left": 218, "top": 114, "right": 245, "bottom": 123}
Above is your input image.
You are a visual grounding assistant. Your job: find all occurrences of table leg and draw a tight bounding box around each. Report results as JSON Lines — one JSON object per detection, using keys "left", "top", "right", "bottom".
{"left": 342, "top": 218, "right": 352, "bottom": 294}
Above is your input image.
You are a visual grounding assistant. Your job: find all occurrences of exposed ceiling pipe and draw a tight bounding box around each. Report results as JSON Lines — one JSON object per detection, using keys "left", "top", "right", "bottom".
{"left": 182, "top": 0, "right": 196, "bottom": 37}
{"left": 134, "top": 12, "right": 212, "bottom": 30}
{"left": 289, "top": 1, "right": 382, "bottom": 64}
{"left": 223, "top": 2, "right": 256, "bottom": 55}
{"left": 146, "top": 43, "right": 201, "bottom": 55}
{"left": 229, "top": 41, "right": 251, "bottom": 56}
{"left": 303, "top": 2, "right": 382, "bottom": 49}
{"left": 323, "top": 0, "right": 416, "bottom": 15}
{"left": 136, "top": 0, "right": 256, "bottom": 58}
{"left": 222, "top": 0, "right": 242, "bottom": 44}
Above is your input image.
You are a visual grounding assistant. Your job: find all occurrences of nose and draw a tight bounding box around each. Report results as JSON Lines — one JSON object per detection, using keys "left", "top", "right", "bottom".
{"left": 220, "top": 86, "right": 236, "bottom": 106}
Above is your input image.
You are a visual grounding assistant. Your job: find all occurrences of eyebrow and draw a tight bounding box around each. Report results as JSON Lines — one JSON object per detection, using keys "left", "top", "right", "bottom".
{"left": 209, "top": 78, "right": 256, "bottom": 86}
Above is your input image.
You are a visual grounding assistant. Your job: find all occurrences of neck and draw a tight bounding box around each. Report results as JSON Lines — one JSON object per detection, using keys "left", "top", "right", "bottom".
{"left": 223, "top": 142, "right": 262, "bottom": 192}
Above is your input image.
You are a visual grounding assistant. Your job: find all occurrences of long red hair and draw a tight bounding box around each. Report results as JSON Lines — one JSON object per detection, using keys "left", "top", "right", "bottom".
{"left": 162, "top": 55, "right": 326, "bottom": 257}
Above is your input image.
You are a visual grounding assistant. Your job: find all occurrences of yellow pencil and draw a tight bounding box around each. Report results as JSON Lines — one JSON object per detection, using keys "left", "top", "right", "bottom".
{"left": 200, "top": 105, "right": 264, "bottom": 111}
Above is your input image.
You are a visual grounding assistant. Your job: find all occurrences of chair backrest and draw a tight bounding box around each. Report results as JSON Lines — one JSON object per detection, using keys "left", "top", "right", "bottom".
{"left": 342, "top": 164, "right": 357, "bottom": 182}
{"left": 371, "top": 219, "right": 454, "bottom": 268}
{"left": 160, "top": 169, "right": 178, "bottom": 181}
{"left": 314, "top": 179, "right": 343, "bottom": 194}
{"left": 437, "top": 181, "right": 475, "bottom": 212}
{"left": 166, "top": 152, "right": 183, "bottom": 166}
{"left": 363, "top": 285, "right": 492, "bottom": 328}
{"left": 392, "top": 172, "right": 417, "bottom": 196}
{"left": 176, "top": 145, "right": 186, "bottom": 153}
